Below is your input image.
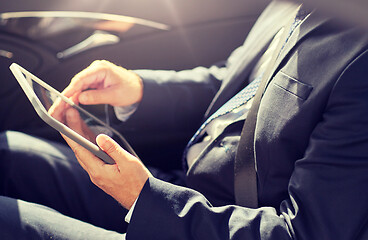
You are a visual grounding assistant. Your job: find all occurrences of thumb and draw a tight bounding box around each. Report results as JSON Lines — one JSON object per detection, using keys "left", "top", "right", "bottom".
{"left": 79, "top": 88, "right": 116, "bottom": 105}
{"left": 96, "top": 134, "right": 130, "bottom": 164}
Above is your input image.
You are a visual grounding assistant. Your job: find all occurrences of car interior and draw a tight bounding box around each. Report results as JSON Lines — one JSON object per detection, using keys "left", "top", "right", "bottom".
{"left": 0, "top": 0, "right": 270, "bottom": 170}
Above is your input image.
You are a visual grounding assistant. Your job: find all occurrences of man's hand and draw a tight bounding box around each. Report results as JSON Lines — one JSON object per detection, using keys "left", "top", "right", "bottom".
{"left": 60, "top": 108, "right": 151, "bottom": 209}
{"left": 62, "top": 60, "right": 143, "bottom": 107}
{"left": 54, "top": 60, "right": 149, "bottom": 209}
{"left": 48, "top": 97, "right": 96, "bottom": 143}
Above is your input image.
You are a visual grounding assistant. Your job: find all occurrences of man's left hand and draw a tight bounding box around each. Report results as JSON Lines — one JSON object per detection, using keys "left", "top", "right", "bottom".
{"left": 61, "top": 108, "right": 151, "bottom": 210}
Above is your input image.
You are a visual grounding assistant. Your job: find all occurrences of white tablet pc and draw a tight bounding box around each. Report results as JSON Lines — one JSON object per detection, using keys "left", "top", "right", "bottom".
{"left": 9, "top": 63, "right": 138, "bottom": 164}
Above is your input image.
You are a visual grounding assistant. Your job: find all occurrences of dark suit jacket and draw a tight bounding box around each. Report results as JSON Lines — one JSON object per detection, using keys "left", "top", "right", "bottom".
{"left": 124, "top": 1, "right": 368, "bottom": 239}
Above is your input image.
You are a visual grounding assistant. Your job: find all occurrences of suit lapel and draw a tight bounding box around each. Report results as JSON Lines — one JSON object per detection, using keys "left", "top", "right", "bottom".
{"left": 205, "top": 1, "right": 299, "bottom": 118}
{"left": 206, "top": 5, "right": 330, "bottom": 119}
{"left": 261, "top": 9, "right": 329, "bottom": 94}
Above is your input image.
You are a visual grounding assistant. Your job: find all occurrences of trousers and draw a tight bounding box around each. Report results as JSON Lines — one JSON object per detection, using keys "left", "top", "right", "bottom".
{"left": 0, "top": 131, "right": 184, "bottom": 239}
{"left": 0, "top": 131, "right": 185, "bottom": 239}
{"left": 0, "top": 131, "right": 126, "bottom": 239}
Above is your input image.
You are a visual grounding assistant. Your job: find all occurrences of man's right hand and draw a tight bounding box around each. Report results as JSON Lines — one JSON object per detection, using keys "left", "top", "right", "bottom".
{"left": 62, "top": 60, "right": 143, "bottom": 107}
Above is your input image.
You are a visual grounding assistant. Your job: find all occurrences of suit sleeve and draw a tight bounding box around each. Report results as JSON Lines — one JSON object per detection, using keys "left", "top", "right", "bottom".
{"left": 125, "top": 51, "right": 368, "bottom": 239}
{"left": 122, "top": 45, "right": 247, "bottom": 133}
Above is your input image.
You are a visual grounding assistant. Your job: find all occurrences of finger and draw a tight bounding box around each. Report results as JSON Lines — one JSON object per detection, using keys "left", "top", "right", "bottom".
{"left": 96, "top": 134, "right": 133, "bottom": 166}
{"left": 70, "top": 93, "right": 80, "bottom": 105}
{"left": 48, "top": 98, "right": 67, "bottom": 123}
{"left": 78, "top": 88, "right": 117, "bottom": 105}
{"left": 65, "top": 108, "right": 84, "bottom": 136}
{"left": 81, "top": 122, "right": 96, "bottom": 143}
{"left": 62, "top": 64, "right": 108, "bottom": 98}
{"left": 61, "top": 133, "right": 104, "bottom": 173}
{"left": 65, "top": 107, "right": 96, "bottom": 143}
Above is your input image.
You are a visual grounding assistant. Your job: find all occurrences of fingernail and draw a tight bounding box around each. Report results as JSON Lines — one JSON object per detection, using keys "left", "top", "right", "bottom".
{"left": 79, "top": 93, "right": 88, "bottom": 103}
{"left": 97, "top": 134, "right": 110, "bottom": 150}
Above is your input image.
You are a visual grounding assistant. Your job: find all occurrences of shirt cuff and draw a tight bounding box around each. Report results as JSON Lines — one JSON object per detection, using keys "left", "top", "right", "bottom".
{"left": 113, "top": 103, "right": 139, "bottom": 122}
{"left": 125, "top": 198, "right": 138, "bottom": 223}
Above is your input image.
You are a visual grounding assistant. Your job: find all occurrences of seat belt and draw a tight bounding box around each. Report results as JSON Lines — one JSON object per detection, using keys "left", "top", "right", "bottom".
{"left": 234, "top": 6, "right": 301, "bottom": 208}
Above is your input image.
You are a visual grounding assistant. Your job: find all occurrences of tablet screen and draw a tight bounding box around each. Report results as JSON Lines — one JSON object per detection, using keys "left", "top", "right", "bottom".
{"left": 10, "top": 63, "right": 138, "bottom": 163}
{"left": 32, "top": 76, "right": 113, "bottom": 138}
{"left": 27, "top": 74, "right": 113, "bottom": 141}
